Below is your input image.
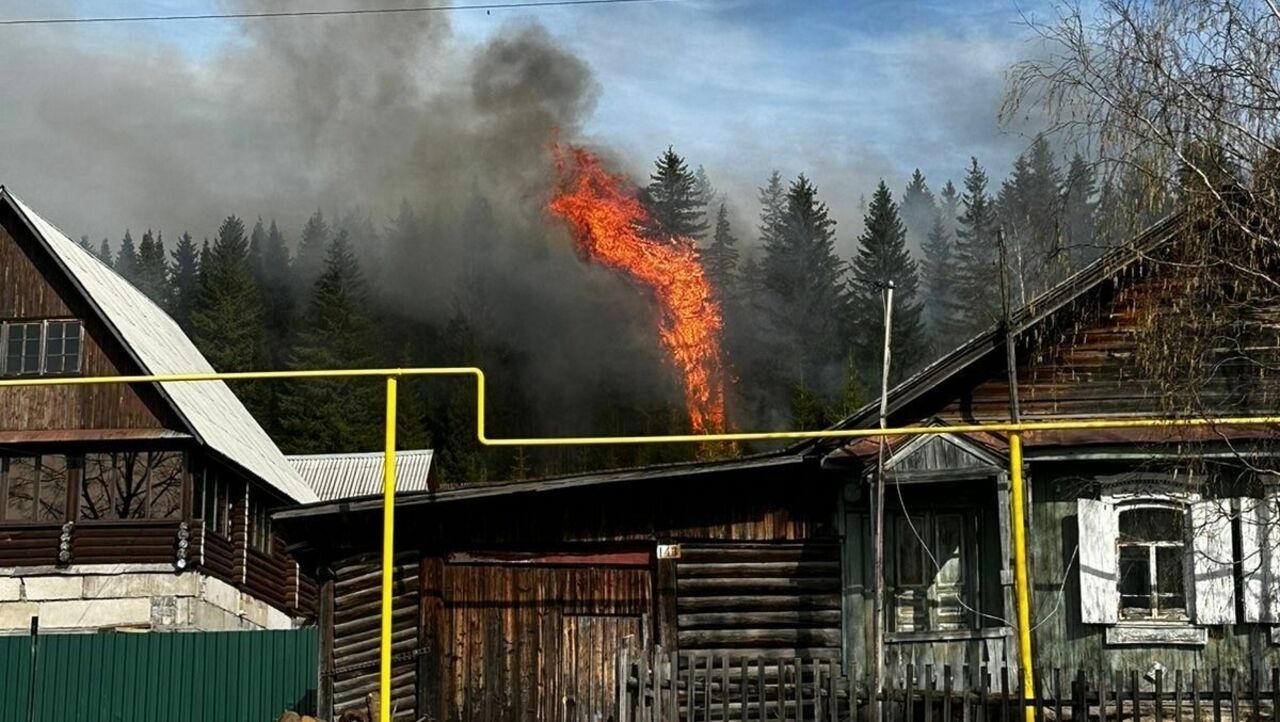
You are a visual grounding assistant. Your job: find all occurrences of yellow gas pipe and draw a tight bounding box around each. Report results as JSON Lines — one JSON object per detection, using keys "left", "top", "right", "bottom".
{"left": 5, "top": 367, "right": 1280, "bottom": 722}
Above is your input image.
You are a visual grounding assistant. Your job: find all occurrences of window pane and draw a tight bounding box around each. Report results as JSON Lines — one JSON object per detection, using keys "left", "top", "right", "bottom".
{"left": 43, "top": 320, "right": 82, "bottom": 375}
{"left": 4, "top": 323, "right": 42, "bottom": 376}
{"left": 145, "top": 452, "right": 184, "bottom": 520}
{"left": 896, "top": 517, "right": 926, "bottom": 586}
{"left": 1119, "top": 507, "right": 1184, "bottom": 543}
{"left": 80, "top": 454, "right": 116, "bottom": 519}
{"left": 213, "top": 475, "right": 229, "bottom": 536}
{"left": 1155, "top": 545, "right": 1187, "bottom": 611}
{"left": 114, "top": 453, "right": 147, "bottom": 519}
{"left": 37, "top": 455, "right": 68, "bottom": 522}
{"left": 934, "top": 515, "right": 965, "bottom": 586}
{"left": 1119, "top": 546, "right": 1152, "bottom": 608}
{"left": 5, "top": 457, "right": 37, "bottom": 521}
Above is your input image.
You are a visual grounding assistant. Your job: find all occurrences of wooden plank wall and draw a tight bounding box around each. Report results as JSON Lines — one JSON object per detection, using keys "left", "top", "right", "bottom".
{"left": 331, "top": 553, "right": 420, "bottom": 722}
{"left": 0, "top": 218, "right": 179, "bottom": 432}
{"left": 426, "top": 562, "right": 652, "bottom": 722}
{"left": 675, "top": 543, "right": 842, "bottom": 661}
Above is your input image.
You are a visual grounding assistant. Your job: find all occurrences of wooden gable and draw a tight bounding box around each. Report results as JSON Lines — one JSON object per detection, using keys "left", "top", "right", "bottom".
{"left": 0, "top": 205, "right": 182, "bottom": 435}
{"left": 882, "top": 432, "right": 1005, "bottom": 481}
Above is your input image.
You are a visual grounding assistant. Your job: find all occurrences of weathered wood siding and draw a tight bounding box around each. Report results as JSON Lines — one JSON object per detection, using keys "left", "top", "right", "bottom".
{"left": 676, "top": 543, "right": 842, "bottom": 660}
{"left": 423, "top": 561, "right": 651, "bottom": 722}
{"left": 890, "top": 255, "right": 1280, "bottom": 428}
{"left": 0, "top": 216, "right": 179, "bottom": 433}
{"left": 330, "top": 553, "right": 420, "bottom": 722}
{"left": 1028, "top": 462, "right": 1276, "bottom": 672}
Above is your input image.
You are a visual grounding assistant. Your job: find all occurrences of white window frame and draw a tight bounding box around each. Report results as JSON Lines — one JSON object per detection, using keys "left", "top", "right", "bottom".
{"left": 1115, "top": 500, "right": 1191, "bottom": 622}
{"left": 1082, "top": 480, "right": 1235, "bottom": 645}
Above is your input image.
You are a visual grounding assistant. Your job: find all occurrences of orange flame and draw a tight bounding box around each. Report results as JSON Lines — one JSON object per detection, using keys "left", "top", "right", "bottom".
{"left": 548, "top": 144, "right": 726, "bottom": 434}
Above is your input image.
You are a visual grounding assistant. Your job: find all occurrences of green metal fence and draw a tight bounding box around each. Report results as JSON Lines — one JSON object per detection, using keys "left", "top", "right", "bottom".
{"left": 0, "top": 628, "right": 318, "bottom": 722}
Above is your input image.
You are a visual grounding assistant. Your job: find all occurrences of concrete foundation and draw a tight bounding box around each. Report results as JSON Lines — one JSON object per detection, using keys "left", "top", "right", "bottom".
{"left": 0, "top": 565, "right": 296, "bottom": 633}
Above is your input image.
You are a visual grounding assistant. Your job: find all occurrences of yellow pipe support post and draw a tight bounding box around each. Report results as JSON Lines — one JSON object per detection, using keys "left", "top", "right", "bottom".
{"left": 1009, "top": 431, "right": 1035, "bottom": 722}
{"left": 380, "top": 376, "right": 398, "bottom": 722}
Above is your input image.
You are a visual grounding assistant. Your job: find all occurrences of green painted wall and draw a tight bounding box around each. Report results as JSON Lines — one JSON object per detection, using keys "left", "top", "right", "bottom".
{"left": 1028, "top": 461, "right": 1273, "bottom": 676}
{"left": 0, "top": 629, "right": 317, "bottom": 722}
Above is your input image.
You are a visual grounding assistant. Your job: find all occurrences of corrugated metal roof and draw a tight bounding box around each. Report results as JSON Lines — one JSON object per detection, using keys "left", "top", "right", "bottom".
{"left": 287, "top": 450, "right": 434, "bottom": 501}
{"left": 2, "top": 189, "right": 318, "bottom": 503}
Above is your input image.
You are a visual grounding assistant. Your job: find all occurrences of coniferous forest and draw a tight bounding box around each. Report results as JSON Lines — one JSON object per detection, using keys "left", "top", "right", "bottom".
{"left": 81, "top": 136, "right": 1166, "bottom": 485}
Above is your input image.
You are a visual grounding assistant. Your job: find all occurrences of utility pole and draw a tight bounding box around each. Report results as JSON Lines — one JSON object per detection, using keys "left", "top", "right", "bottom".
{"left": 870, "top": 280, "right": 894, "bottom": 722}
{"left": 998, "top": 227, "right": 1035, "bottom": 722}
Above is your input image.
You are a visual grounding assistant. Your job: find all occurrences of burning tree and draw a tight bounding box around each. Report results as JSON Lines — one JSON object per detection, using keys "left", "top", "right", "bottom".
{"left": 548, "top": 144, "right": 727, "bottom": 435}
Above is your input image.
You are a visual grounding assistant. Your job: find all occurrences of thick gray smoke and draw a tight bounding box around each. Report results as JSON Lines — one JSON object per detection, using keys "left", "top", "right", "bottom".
{"left": 0, "top": 1, "right": 683, "bottom": 424}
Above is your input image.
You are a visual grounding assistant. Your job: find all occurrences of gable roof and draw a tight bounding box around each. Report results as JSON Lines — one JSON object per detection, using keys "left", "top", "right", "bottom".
{"left": 0, "top": 187, "right": 317, "bottom": 503}
{"left": 812, "top": 212, "right": 1186, "bottom": 445}
{"left": 288, "top": 449, "right": 434, "bottom": 501}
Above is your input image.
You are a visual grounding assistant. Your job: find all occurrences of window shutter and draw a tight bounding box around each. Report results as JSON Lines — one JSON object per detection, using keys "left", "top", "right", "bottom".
{"left": 1191, "top": 499, "right": 1237, "bottom": 625}
{"left": 1078, "top": 498, "right": 1119, "bottom": 624}
{"left": 1240, "top": 497, "right": 1280, "bottom": 623}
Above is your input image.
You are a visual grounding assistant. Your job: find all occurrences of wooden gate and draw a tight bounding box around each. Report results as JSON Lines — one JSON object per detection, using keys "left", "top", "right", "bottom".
{"left": 562, "top": 615, "right": 645, "bottom": 722}
{"left": 423, "top": 551, "right": 653, "bottom": 722}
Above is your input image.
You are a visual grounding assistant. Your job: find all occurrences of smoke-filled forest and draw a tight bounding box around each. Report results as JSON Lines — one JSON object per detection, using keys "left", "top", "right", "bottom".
{"left": 76, "top": 134, "right": 1170, "bottom": 485}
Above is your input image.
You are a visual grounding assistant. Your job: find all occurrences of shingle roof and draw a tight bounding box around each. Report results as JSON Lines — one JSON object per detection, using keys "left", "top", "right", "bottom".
{"left": 287, "top": 450, "right": 434, "bottom": 501}
{"left": 1, "top": 188, "right": 317, "bottom": 503}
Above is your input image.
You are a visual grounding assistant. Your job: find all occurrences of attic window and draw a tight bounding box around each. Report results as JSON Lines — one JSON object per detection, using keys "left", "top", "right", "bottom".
{"left": 1, "top": 320, "right": 82, "bottom": 376}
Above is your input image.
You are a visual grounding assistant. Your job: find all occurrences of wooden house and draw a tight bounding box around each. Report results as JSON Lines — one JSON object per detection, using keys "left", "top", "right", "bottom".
{"left": 279, "top": 210, "right": 1280, "bottom": 720}
{"left": 0, "top": 188, "right": 319, "bottom": 633}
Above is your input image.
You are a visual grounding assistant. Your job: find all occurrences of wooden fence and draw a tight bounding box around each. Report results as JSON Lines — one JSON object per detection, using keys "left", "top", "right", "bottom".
{"left": 617, "top": 654, "right": 1280, "bottom": 722}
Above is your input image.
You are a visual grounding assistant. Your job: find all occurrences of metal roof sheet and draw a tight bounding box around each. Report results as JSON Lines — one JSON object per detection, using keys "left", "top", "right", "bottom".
{"left": 286, "top": 450, "right": 434, "bottom": 501}
{"left": 3, "top": 189, "right": 318, "bottom": 503}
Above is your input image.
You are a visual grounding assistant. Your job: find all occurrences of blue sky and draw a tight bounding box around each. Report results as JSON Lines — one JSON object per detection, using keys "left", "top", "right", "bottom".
{"left": 2, "top": 0, "right": 1054, "bottom": 251}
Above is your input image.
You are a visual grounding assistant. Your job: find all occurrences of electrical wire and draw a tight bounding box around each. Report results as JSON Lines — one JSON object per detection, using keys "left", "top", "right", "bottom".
{"left": 0, "top": 0, "right": 671, "bottom": 26}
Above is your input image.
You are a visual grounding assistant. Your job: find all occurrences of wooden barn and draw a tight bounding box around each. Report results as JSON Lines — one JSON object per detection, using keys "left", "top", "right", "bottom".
{"left": 0, "top": 187, "right": 319, "bottom": 633}
{"left": 278, "top": 208, "right": 1280, "bottom": 721}
{"left": 275, "top": 454, "right": 844, "bottom": 722}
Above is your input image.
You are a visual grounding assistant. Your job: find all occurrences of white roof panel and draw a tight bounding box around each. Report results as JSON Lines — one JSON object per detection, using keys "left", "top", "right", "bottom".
{"left": 288, "top": 450, "right": 433, "bottom": 501}
{"left": 5, "top": 190, "right": 317, "bottom": 503}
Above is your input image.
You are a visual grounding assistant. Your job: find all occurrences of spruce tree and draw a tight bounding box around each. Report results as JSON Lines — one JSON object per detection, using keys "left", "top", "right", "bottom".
{"left": 756, "top": 170, "right": 788, "bottom": 256}
{"left": 1062, "top": 152, "right": 1099, "bottom": 266}
{"left": 293, "top": 210, "right": 330, "bottom": 300}
{"left": 900, "top": 169, "right": 937, "bottom": 250}
{"left": 953, "top": 158, "right": 999, "bottom": 335}
{"left": 135, "top": 230, "right": 169, "bottom": 303}
{"left": 191, "top": 216, "right": 263, "bottom": 372}
{"left": 115, "top": 230, "right": 138, "bottom": 281}
{"left": 97, "top": 238, "right": 112, "bottom": 265}
{"left": 694, "top": 164, "right": 717, "bottom": 209}
{"left": 940, "top": 180, "right": 960, "bottom": 237}
{"left": 760, "top": 174, "right": 847, "bottom": 397}
{"left": 920, "top": 211, "right": 958, "bottom": 352}
{"left": 78, "top": 235, "right": 92, "bottom": 251}
{"left": 644, "top": 147, "right": 708, "bottom": 240}
{"left": 277, "top": 230, "right": 380, "bottom": 453}
{"left": 248, "top": 217, "right": 266, "bottom": 284}
{"left": 168, "top": 232, "right": 200, "bottom": 330}
{"left": 703, "top": 202, "right": 740, "bottom": 300}
{"left": 849, "top": 181, "right": 927, "bottom": 384}
{"left": 259, "top": 220, "right": 294, "bottom": 369}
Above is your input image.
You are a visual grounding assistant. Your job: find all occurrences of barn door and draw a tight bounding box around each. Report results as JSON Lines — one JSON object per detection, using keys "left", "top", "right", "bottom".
{"left": 559, "top": 615, "right": 643, "bottom": 722}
